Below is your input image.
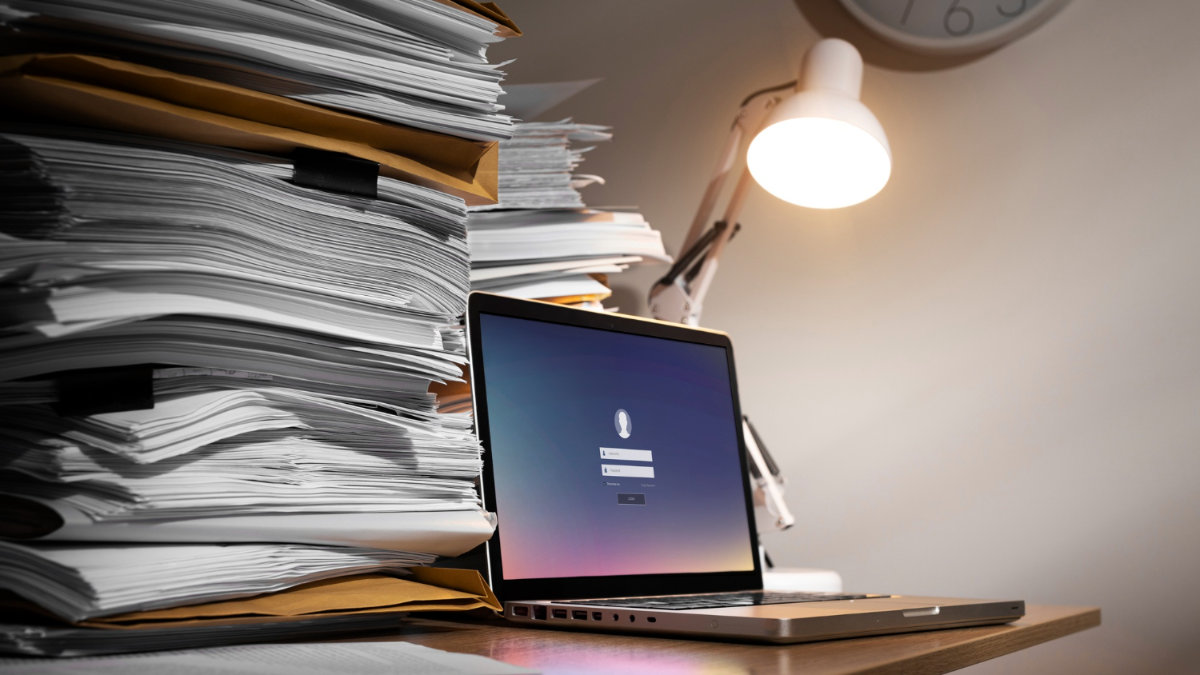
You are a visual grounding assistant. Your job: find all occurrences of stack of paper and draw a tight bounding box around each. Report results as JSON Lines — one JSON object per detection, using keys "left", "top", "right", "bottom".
{"left": 0, "top": 0, "right": 518, "bottom": 140}
{"left": 0, "top": 52, "right": 504, "bottom": 204}
{"left": 0, "top": 541, "right": 435, "bottom": 622}
{"left": 466, "top": 121, "right": 670, "bottom": 307}
{"left": 472, "top": 121, "right": 610, "bottom": 211}
{"left": 469, "top": 209, "right": 669, "bottom": 303}
{"left": 0, "top": 0, "right": 516, "bottom": 644}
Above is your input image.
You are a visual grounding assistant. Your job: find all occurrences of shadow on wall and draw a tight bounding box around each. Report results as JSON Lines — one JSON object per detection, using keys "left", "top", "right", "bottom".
{"left": 608, "top": 282, "right": 649, "bottom": 318}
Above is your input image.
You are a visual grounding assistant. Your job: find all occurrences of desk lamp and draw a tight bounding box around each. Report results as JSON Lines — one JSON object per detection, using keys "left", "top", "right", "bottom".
{"left": 648, "top": 38, "right": 890, "bottom": 537}
{"left": 649, "top": 37, "right": 890, "bottom": 326}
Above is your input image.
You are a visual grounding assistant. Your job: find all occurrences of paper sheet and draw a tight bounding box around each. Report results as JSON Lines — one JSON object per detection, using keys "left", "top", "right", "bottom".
{"left": 0, "top": 641, "right": 538, "bottom": 674}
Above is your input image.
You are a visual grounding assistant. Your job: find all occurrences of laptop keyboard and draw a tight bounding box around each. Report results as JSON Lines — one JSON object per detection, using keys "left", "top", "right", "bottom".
{"left": 570, "top": 590, "right": 889, "bottom": 611}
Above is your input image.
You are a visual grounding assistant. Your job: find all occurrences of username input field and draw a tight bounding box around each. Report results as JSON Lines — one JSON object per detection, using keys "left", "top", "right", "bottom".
{"left": 601, "top": 464, "right": 655, "bottom": 478}
{"left": 598, "top": 447, "right": 653, "bottom": 462}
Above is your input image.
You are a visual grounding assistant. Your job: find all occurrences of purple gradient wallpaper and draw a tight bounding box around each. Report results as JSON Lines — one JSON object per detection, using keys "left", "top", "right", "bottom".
{"left": 477, "top": 313, "right": 756, "bottom": 580}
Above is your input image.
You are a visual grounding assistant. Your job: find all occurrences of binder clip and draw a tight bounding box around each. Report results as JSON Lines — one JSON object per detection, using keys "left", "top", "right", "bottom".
{"left": 292, "top": 148, "right": 380, "bottom": 198}
{"left": 54, "top": 365, "right": 155, "bottom": 416}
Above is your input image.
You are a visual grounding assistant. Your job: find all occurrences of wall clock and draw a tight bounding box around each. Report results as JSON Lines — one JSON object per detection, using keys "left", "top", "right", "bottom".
{"left": 838, "top": 0, "right": 1071, "bottom": 56}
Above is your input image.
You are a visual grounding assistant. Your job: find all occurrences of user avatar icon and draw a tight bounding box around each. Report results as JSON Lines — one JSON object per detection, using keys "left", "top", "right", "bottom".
{"left": 614, "top": 408, "right": 632, "bottom": 439}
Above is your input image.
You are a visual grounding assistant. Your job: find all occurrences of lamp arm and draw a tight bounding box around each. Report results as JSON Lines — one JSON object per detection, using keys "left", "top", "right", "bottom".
{"left": 648, "top": 83, "right": 793, "bottom": 325}
{"left": 743, "top": 415, "right": 795, "bottom": 532}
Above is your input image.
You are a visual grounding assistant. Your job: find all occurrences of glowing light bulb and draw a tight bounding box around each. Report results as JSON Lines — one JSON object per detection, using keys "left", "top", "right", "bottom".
{"left": 747, "top": 116, "right": 891, "bottom": 208}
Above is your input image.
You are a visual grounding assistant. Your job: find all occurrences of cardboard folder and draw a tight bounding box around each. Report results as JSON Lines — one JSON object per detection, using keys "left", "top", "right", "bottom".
{"left": 446, "top": 0, "right": 523, "bottom": 37}
{"left": 0, "top": 53, "right": 500, "bottom": 205}
{"left": 78, "top": 568, "right": 500, "bottom": 630}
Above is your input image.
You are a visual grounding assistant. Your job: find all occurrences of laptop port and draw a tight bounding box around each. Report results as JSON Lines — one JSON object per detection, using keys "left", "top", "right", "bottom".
{"left": 592, "top": 611, "right": 603, "bottom": 621}
{"left": 572, "top": 610, "right": 588, "bottom": 620}
{"left": 551, "top": 609, "right": 567, "bottom": 619}
{"left": 512, "top": 606, "right": 529, "bottom": 617}
{"left": 533, "top": 605, "right": 546, "bottom": 621}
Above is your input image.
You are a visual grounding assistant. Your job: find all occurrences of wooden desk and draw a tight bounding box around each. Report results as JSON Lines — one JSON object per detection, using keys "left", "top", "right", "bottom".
{"left": 376, "top": 604, "right": 1099, "bottom": 675}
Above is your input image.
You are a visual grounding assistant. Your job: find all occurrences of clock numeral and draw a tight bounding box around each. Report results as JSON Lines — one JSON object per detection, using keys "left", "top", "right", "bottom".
{"left": 943, "top": 0, "right": 974, "bottom": 36}
{"left": 996, "top": 0, "right": 1028, "bottom": 18}
{"left": 900, "top": 0, "right": 916, "bottom": 25}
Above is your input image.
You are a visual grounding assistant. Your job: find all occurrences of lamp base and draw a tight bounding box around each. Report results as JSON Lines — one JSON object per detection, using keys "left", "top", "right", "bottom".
{"left": 762, "top": 567, "right": 844, "bottom": 593}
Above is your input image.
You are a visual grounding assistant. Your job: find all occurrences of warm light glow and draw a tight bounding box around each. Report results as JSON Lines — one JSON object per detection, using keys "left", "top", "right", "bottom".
{"left": 746, "top": 116, "right": 891, "bottom": 209}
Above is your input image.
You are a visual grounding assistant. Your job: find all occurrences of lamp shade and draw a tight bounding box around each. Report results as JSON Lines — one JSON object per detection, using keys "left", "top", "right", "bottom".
{"left": 746, "top": 38, "right": 891, "bottom": 209}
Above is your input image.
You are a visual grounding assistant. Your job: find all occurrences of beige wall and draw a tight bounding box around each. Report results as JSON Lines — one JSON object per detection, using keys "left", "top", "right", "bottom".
{"left": 492, "top": 1, "right": 1200, "bottom": 671}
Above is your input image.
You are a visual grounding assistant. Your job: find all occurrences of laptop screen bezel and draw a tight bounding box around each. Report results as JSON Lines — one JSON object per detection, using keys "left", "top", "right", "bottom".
{"left": 466, "top": 292, "right": 764, "bottom": 602}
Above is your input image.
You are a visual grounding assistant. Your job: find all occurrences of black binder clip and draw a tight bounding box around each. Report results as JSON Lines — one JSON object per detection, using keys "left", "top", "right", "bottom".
{"left": 292, "top": 148, "right": 379, "bottom": 198}
{"left": 54, "top": 365, "right": 155, "bottom": 417}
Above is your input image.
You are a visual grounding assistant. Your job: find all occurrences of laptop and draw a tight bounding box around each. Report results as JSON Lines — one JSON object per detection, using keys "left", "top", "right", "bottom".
{"left": 465, "top": 292, "right": 1024, "bottom": 643}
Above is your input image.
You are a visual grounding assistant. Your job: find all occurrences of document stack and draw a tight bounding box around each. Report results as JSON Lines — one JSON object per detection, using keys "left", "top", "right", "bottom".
{"left": 467, "top": 120, "right": 670, "bottom": 308}
{"left": 0, "top": 0, "right": 518, "bottom": 652}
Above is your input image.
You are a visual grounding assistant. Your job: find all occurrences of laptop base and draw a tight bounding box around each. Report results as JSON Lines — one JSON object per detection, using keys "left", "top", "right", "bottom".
{"left": 504, "top": 596, "right": 1026, "bottom": 644}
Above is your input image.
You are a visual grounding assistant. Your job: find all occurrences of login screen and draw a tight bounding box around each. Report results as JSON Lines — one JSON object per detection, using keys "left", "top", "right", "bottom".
{"left": 477, "top": 312, "right": 756, "bottom": 580}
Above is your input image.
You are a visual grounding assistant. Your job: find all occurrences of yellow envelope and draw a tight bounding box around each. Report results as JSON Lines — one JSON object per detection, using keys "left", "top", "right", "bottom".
{"left": 0, "top": 53, "right": 499, "bottom": 205}
{"left": 78, "top": 569, "right": 500, "bottom": 630}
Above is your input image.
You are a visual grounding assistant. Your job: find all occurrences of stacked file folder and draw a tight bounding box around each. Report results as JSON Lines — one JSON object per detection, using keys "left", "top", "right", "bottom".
{"left": 0, "top": 0, "right": 517, "bottom": 653}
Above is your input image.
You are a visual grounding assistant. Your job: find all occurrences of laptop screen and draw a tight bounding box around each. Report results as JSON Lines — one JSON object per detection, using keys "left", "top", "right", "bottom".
{"left": 468, "top": 293, "right": 761, "bottom": 600}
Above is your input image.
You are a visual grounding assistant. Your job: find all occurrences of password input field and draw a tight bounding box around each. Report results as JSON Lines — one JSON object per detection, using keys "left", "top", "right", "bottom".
{"left": 601, "top": 463, "right": 655, "bottom": 478}
{"left": 598, "top": 447, "right": 653, "bottom": 462}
